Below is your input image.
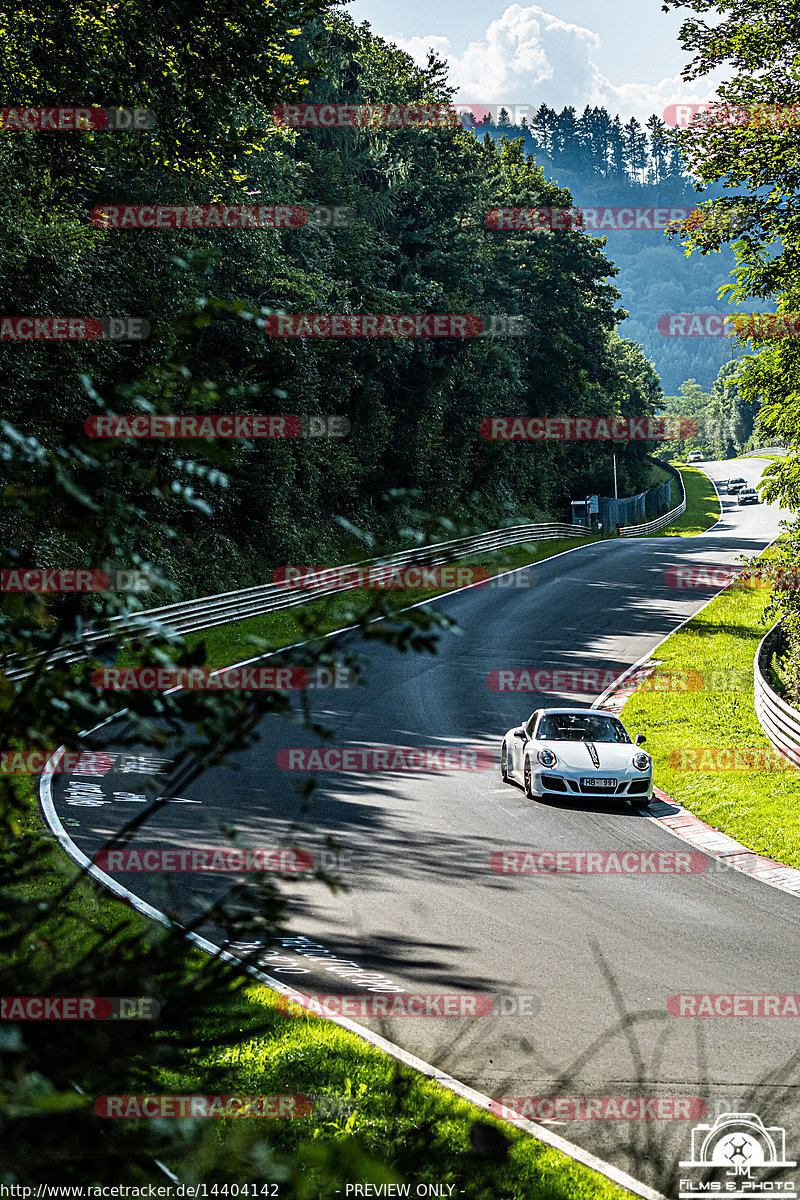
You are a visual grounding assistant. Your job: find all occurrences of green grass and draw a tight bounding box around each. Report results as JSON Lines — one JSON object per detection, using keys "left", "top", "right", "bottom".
{"left": 621, "top": 567, "right": 800, "bottom": 869}
{"left": 14, "top": 786, "right": 630, "bottom": 1198}
{"left": 155, "top": 981, "right": 631, "bottom": 1199}
{"left": 651, "top": 464, "right": 720, "bottom": 537}
{"left": 644, "top": 461, "right": 674, "bottom": 488}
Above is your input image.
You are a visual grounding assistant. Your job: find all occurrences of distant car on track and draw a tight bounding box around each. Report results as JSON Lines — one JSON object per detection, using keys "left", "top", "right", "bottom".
{"left": 726, "top": 477, "right": 747, "bottom": 495}
{"left": 737, "top": 488, "right": 759, "bottom": 505}
{"left": 500, "top": 708, "right": 653, "bottom": 807}
{"left": 687, "top": 451, "right": 705, "bottom": 463}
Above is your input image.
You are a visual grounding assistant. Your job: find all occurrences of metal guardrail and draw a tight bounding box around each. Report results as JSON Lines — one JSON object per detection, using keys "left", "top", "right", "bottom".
{"left": 740, "top": 445, "right": 788, "bottom": 457}
{"left": 4, "top": 521, "right": 589, "bottom": 681}
{"left": 754, "top": 621, "right": 800, "bottom": 766}
{"left": 619, "top": 463, "right": 686, "bottom": 537}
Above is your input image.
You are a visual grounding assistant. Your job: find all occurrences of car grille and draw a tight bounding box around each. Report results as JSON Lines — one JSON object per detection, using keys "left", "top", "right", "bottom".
{"left": 541, "top": 774, "right": 567, "bottom": 792}
{"left": 627, "top": 779, "right": 650, "bottom": 794}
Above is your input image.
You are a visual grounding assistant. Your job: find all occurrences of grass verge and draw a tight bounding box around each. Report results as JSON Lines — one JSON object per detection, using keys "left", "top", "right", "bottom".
{"left": 158, "top": 979, "right": 633, "bottom": 1199}
{"left": 16, "top": 785, "right": 631, "bottom": 1199}
{"left": 620, "top": 560, "right": 800, "bottom": 869}
{"left": 651, "top": 464, "right": 720, "bottom": 538}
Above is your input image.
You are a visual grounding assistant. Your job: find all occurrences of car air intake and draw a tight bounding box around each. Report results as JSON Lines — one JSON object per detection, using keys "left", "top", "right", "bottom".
{"left": 541, "top": 774, "right": 567, "bottom": 792}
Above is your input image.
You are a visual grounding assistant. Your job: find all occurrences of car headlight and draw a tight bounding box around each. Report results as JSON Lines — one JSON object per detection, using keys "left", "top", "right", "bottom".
{"left": 537, "top": 749, "right": 557, "bottom": 768}
{"left": 632, "top": 752, "right": 651, "bottom": 772}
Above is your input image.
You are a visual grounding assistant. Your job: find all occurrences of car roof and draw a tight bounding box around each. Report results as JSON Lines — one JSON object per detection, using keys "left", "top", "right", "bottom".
{"left": 535, "top": 707, "right": 622, "bottom": 717}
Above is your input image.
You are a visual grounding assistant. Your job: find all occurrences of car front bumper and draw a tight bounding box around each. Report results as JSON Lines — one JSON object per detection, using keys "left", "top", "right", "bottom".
{"left": 535, "top": 770, "right": 653, "bottom": 800}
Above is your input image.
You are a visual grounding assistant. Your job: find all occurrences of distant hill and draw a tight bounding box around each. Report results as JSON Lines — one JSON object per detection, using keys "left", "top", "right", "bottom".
{"left": 471, "top": 105, "right": 766, "bottom": 393}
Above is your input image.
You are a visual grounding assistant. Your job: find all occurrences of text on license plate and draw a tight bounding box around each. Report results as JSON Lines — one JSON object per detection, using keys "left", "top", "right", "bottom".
{"left": 580, "top": 777, "right": 616, "bottom": 789}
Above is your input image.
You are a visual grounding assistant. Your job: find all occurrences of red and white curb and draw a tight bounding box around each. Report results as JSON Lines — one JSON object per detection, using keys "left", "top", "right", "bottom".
{"left": 597, "top": 661, "right": 800, "bottom": 900}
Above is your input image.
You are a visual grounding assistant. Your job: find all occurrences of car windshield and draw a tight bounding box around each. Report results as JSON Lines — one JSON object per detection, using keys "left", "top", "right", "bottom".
{"left": 536, "top": 714, "right": 631, "bottom": 743}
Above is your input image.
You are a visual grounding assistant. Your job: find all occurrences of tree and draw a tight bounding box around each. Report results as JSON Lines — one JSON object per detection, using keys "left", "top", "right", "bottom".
{"left": 660, "top": 0, "right": 800, "bottom": 505}
{"left": 646, "top": 115, "right": 669, "bottom": 184}
{"left": 622, "top": 117, "right": 648, "bottom": 184}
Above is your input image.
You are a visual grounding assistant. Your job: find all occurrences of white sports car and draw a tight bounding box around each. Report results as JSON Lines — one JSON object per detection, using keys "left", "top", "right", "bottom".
{"left": 500, "top": 708, "right": 653, "bottom": 806}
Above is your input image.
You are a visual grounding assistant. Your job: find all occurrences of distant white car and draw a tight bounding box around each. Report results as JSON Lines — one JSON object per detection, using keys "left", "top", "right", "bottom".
{"left": 737, "top": 488, "right": 759, "bottom": 505}
{"left": 727, "top": 477, "right": 747, "bottom": 495}
{"left": 500, "top": 708, "right": 653, "bottom": 806}
{"left": 687, "top": 451, "right": 705, "bottom": 463}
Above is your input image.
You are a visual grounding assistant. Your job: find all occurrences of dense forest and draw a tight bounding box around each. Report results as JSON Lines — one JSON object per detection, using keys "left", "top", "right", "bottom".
{"left": 4, "top": 0, "right": 800, "bottom": 1191}
{"left": 471, "top": 103, "right": 768, "bottom": 394}
{"left": 0, "top": 12, "right": 672, "bottom": 602}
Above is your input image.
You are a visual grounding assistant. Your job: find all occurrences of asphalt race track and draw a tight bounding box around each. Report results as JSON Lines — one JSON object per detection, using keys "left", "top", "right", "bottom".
{"left": 47, "top": 459, "right": 800, "bottom": 1193}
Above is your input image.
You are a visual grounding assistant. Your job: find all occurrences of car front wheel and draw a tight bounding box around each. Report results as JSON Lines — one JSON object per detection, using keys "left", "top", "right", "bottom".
{"left": 523, "top": 757, "right": 535, "bottom": 799}
{"left": 501, "top": 742, "right": 510, "bottom": 782}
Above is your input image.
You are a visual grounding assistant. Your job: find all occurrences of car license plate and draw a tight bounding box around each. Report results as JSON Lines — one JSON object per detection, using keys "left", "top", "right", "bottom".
{"left": 580, "top": 777, "right": 616, "bottom": 789}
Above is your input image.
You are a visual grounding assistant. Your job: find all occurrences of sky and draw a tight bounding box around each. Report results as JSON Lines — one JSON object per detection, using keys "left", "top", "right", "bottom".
{"left": 343, "top": 0, "right": 727, "bottom": 125}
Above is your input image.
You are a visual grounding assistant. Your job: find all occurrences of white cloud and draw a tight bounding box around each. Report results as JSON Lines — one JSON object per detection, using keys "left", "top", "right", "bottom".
{"left": 392, "top": 4, "right": 723, "bottom": 125}
{"left": 391, "top": 33, "right": 453, "bottom": 62}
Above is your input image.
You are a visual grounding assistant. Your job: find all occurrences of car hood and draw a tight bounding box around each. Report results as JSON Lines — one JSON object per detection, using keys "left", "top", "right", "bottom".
{"left": 538, "top": 740, "right": 641, "bottom": 771}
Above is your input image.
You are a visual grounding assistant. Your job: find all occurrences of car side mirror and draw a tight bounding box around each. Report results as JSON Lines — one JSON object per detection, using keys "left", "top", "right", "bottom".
{"left": 635, "top": 733, "right": 646, "bottom": 745}
{"left": 514, "top": 727, "right": 527, "bottom": 740}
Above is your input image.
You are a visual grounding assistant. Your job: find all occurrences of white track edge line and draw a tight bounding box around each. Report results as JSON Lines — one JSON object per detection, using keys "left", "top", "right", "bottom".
{"left": 38, "top": 754, "right": 665, "bottom": 1200}
{"left": 591, "top": 518, "right": 798, "bottom": 903}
